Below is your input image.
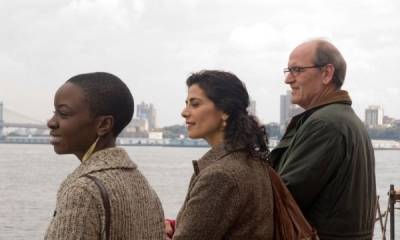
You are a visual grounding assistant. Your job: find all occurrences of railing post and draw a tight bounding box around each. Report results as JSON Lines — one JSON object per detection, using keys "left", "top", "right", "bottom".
{"left": 390, "top": 184, "right": 395, "bottom": 240}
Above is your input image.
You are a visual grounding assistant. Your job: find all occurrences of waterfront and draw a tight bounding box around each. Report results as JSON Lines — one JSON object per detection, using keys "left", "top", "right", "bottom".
{"left": 0, "top": 144, "right": 399, "bottom": 239}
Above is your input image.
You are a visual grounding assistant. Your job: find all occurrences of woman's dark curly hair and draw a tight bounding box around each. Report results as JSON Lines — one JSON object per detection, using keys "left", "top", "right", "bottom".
{"left": 186, "top": 70, "right": 269, "bottom": 158}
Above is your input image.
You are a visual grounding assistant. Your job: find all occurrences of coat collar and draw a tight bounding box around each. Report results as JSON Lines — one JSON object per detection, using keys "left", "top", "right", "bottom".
{"left": 307, "top": 89, "right": 351, "bottom": 110}
{"left": 77, "top": 147, "right": 137, "bottom": 177}
{"left": 285, "top": 90, "right": 351, "bottom": 131}
{"left": 58, "top": 147, "right": 137, "bottom": 194}
{"left": 272, "top": 90, "right": 352, "bottom": 167}
{"left": 192, "top": 144, "right": 245, "bottom": 175}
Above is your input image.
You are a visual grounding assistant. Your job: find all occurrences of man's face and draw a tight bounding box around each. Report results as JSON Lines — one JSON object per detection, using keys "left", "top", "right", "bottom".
{"left": 285, "top": 43, "right": 325, "bottom": 109}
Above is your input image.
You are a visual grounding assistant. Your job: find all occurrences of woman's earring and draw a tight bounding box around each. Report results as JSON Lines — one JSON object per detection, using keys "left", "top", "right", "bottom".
{"left": 82, "top": 136, "right": 100, "bottom": 162}
{"left": 222, "top": 115, "right": 228, "bottom": 129}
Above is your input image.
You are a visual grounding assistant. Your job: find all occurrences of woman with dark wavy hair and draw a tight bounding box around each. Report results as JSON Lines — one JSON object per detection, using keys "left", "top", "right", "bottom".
{"left": 166, "top": 70, "right": 274, "bottom": 240}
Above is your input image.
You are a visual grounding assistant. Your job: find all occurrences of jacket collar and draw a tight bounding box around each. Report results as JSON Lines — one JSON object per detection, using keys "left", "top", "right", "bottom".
{"left": 192, "top": 143, "right": 245, "bottom": 175}
{"left": 307, "top": 89, "right": 351, "bottom": 110}
{"left": 286, "top": 90, "right": 351, "bottom": 131}
{"left": 272, "top": 90, "right": 352, "bottom": 166}
{"left": 77, "top": 147, "right": 137, "bottom": 177}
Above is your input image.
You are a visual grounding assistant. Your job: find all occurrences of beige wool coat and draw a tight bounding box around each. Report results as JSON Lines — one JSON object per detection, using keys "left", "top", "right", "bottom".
{"left": 45, "top": 147, "right": 165, "bottom": 240}
{"left": 173, "top": 144, "right": 274, "bottom": 240}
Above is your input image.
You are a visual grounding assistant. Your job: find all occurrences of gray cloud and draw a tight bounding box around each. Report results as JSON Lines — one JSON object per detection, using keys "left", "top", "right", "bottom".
{"left": 1, "top": 0, "right": 399, "bottom": 126}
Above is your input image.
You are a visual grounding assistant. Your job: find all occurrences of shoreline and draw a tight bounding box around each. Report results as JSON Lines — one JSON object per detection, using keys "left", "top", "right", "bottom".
{"left": 1, "top": 136, "right": 400, "bottom": 150}
{"left": 1, "top": 140, "right": 400, "bottom": 150}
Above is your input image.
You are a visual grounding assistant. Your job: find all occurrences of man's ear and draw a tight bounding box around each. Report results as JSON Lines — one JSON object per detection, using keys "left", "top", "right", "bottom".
{"left": 96, "top": 115, "right": 114, "bottom": 137}
{"left": 322, "top": 64, "right": 335, "bottom": 85}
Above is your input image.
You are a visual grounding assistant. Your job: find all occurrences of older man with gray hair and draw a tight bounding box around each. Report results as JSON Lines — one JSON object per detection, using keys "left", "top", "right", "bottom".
{"left": 271, "top": 39, "right": 376, "bottom": 240}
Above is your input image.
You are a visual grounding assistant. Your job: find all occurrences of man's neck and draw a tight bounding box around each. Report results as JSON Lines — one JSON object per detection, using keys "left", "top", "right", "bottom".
{"left": 306, "top": 86, "right": 339, "bottom": 110}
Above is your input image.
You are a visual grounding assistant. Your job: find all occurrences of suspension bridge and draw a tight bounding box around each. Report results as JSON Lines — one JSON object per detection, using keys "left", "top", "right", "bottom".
{"left": 0, "top": 102, "right": 49, "bottom": 143}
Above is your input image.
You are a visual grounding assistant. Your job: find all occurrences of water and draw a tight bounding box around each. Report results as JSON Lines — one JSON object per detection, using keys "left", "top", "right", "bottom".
{"left": 0, "top": 144, "right": 399, "bottom": 239}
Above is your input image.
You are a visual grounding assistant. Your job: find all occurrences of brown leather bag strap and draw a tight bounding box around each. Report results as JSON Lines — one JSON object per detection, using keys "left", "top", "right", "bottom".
{"left": 85, "top": 175, "right": 111, "bottom": 240}
{"left": 267, "top": 166, "right": 319, "bottom": 240}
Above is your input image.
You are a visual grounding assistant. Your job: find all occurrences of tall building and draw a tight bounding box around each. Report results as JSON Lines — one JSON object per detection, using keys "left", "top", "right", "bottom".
{"left": 365, "top": 105, "right": 384, "bottom": 127}
{"left": 136, "top": 102, "right": 157, "bottom": 130}
{"left": 121, "top": 118, "right": 149, "bottom": 138}
{"left": 126, "top": 118, "right": 148, "bottom": 132}
{"left": 280, "top": 92, "right": 291, "bottom": 126}
{"left": 280, "top": 91, "right": 303, "bottom": 127}
{"left": 248, "top": 100, "right": 256, "bottom": 116}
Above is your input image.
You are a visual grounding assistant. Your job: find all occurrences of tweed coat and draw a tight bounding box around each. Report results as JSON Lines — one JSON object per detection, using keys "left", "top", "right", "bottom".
{"left": 45, "top": 147, "right": 165, "bottom": 240}
{"left": 173, "top": 144, "right": 274, "bottom": 240}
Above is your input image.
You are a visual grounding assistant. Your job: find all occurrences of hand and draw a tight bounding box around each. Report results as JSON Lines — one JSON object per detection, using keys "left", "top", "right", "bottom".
{"left": 165, "top": 219, "right": 175, "bottom": 239}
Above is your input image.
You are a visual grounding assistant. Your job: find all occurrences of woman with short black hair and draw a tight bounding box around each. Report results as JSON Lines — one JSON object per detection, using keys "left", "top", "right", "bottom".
{"left": 45, "top": 72, "right": 165, "bottom": 240}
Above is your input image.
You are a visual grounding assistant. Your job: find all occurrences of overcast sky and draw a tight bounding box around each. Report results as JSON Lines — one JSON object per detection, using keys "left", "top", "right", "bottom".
{"left": 1, "top": 0, "right": 399, "bottom": 127}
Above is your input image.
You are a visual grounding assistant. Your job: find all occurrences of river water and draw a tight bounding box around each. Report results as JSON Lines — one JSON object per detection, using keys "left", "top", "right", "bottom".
{"left": 0, "top": 144, "right": 399, "bottom": 239}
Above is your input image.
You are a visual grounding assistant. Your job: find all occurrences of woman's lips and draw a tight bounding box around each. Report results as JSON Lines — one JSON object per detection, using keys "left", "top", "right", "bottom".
{"left": 50, "top": 136, "right": 62, "bottom": 144}
{"left": 186, "top": 122, "right": 195, "bottom": 129}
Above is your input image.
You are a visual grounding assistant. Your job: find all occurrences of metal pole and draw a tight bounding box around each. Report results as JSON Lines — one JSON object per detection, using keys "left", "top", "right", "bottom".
{"left": 390, "top": 184, "right": 395, "bottom": 240}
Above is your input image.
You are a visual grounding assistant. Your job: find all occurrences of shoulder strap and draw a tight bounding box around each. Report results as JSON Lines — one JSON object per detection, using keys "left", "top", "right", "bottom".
{"left": 85, "top": 175, "right": 111, "bottom": 240}
{"left": 267, "top": 166, "right": 319, "bottom": 240}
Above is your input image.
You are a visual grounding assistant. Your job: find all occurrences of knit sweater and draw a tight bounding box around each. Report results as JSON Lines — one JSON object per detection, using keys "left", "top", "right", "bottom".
{"left": 44, "top": 147, "right": 165, "bottom": 240}
{"left": 173, "top": 144, "right": 274, "bottom": 240}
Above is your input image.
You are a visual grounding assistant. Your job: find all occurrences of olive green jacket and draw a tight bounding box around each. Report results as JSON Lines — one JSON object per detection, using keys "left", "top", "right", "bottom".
{"left": 45, "top": 147, "right": 165, "bottom": 240}
{"left": 271, "top": 90, "right": 376, "bottom": 240}
{"left": 174, "top": 144, "right": 274, "bottom": 240}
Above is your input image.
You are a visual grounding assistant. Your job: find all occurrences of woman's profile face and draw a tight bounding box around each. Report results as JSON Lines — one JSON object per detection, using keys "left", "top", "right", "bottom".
{"left": 47, "top": 82, "right": 98, "bottom": 160}
{"left": 181, "top": 84, "right": 226, "bottom": 146}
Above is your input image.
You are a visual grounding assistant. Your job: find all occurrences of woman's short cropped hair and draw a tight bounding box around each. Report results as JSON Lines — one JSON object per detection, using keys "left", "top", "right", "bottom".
{"left": 67, "top": 72, "right": 134, "bottom": 137}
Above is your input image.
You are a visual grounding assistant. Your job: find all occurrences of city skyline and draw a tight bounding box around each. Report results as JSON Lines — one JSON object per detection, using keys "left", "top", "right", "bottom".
{"left": 1, "top": 0, "right": 399, "bottom": 126}
{"left": 2, "top": 99, "right": 399, "bottom": 128}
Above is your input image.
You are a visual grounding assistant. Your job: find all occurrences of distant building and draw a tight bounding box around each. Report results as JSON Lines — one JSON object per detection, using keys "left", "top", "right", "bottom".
{"left": 280, "top": 92, "right": 290, "bottom": 126}
{"left": 126, "top": 118, "right": 148, "bottom": 132}
{"left": 280, "top": 91, "right": 303, "bottom": 128}
{"left": 149, "top": 131, "right": 163, "bottom": 140}
{"left": 394, "top": 119, "right": 400, "bottom": 128}
{"left": 248, "top": 100, "right": 256, "bottom": 116}
{"left": 120, "top": 118, "right": 148, "bottom": 138}
{"left": 383, "top": 115, "right": 395, "bottom": 126}
{"left": 365, "top": 105, "right": 384, "bottom": 127}
{"left": 137, "top": 102, "right": 157, "bottom": 130}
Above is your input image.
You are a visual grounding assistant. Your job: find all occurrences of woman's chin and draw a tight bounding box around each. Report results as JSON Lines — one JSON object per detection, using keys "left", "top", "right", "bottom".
{"left": 187, "top": 133, "right": 202, "bottom": 139}
{"left": 52, "top": 145, "right": 68, "bottom": 155}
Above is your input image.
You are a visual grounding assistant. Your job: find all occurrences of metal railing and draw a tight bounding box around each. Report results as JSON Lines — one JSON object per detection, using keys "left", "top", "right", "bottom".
{"left": 375, "top": 184, "right": 400, "bottom": 240}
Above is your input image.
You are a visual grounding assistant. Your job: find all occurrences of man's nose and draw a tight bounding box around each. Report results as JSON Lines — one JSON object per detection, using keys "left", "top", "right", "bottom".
{"left": 284, "top": 74, "right": 294, "bottom": 84}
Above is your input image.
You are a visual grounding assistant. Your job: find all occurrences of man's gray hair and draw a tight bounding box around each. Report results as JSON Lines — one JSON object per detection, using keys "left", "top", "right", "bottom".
{"left": 313, "top": 40, "right": 347, "bottom": 89}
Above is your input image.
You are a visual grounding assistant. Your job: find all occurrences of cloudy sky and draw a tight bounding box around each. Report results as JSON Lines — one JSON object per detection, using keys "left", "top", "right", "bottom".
{"left": 1, "top": 0, "right": 399, "bottom": 127}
